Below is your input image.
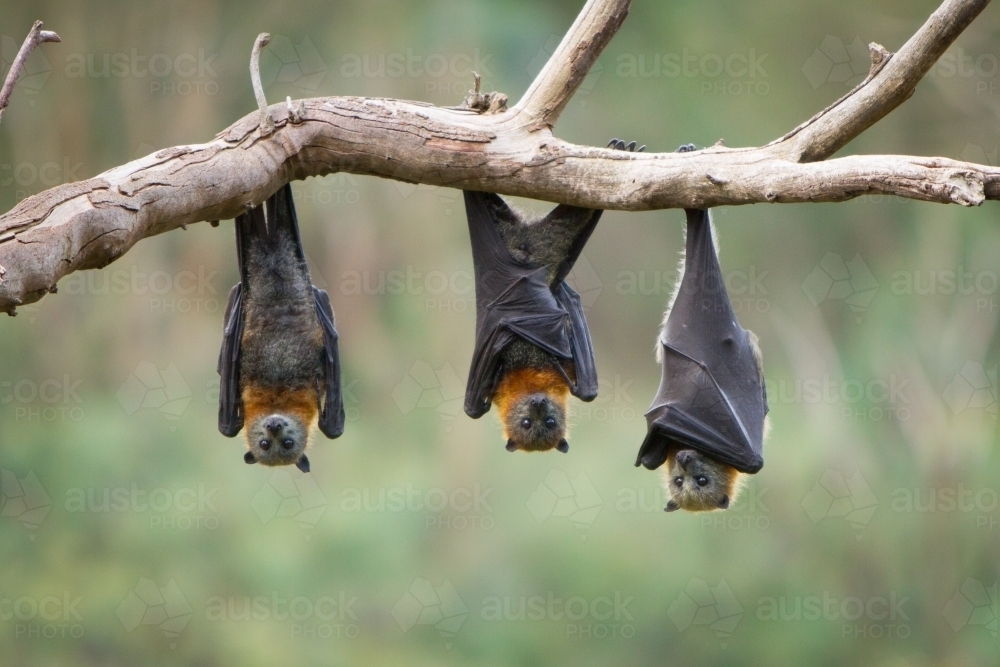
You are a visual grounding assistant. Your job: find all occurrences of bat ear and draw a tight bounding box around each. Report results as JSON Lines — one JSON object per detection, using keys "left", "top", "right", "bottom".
{"left": 505, "top": 439, "right": 518, "bottom": 452}
{"left": 717, "top": 495, "right": 730, "bottom": 510}
{"left": 296, "top": 455, "right": 311, "bottom": 473}
{"left": 664, "top": 499, "right": 681, "bottom": 512}
{"left": 556, "top": 439, "right": 569, "bottom": 453}
{"left": 243, "top": 451, "right": 257, "bottom": 465}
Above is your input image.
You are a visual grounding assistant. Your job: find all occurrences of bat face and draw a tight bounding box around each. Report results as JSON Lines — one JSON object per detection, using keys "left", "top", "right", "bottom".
{"left": 662, "top": 449, "right": 741, "bottom": 512}
{"left": 244, "top": 413, "right": 309, "bottom": 466}
{"left": 502, "top": 392, "right": 569, "bottom": 453}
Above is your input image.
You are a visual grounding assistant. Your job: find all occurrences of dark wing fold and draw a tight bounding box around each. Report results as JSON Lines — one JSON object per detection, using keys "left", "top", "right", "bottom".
{"left": 553, "top": 281, "right": 598, "bottom": 402}
{"left": 314, "top": 287, "right": 345, "bottom": 438}
{"left": 218, "top": 281, "right": 245, "bottom": 437}
{"left": 462, "top": 191, "right": 598, "bottom": 418}
{"left": 635, "top": 208, "right": 767, "bottom": 474}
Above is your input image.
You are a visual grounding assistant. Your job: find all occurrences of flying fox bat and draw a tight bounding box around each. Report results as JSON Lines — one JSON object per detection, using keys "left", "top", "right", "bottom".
{"left": 635, "top": 147, "right": 768, "bottom": 510}
{"left": 464, "top": 138, "right": 644, "bottom": 454}
{"left": 217, "top": 184, "right": 344, "bottom": 472}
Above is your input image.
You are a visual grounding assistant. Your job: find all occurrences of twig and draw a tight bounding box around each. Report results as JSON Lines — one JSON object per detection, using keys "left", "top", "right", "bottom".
{"left": 0, "top": 21, "right": 61, "bottom": 124}
{"left": 250, "top": 33, "right": 274, "bottom": 135}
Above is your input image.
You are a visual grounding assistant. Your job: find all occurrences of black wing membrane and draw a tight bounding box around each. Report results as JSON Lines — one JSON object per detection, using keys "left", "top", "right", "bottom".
{"left": 314, "top": 287, "right": 345, "bottom": 438}
{"left": 462, "top": 191, "right": 599, "bottom": 419}
{"left": 217, "top": 184, "right": 345, "bottom": 440}
{"left": 635, "top": 208, "right": 767, "bottom": 474}
{"left": 217, "top": 282, "right": 245, "bottom": 437}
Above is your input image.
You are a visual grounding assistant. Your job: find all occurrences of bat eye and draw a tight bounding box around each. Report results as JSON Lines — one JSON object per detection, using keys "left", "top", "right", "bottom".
{"left": 259, "top": 438, "right": 271, "bottom": 451}
{"left": 673, "top": 476, "right": 683, "bottom": 487}
{"left": 282, "top": 438, "right": 294, "bottom": 450}
{"left": 544, "top": 417, "right": 556, "bottom": 428}
{"left": 521, "top": 418, "right": 532, "bottom": 429}
{"left": 696, "top": 476, "right": 709, "bottom": 487}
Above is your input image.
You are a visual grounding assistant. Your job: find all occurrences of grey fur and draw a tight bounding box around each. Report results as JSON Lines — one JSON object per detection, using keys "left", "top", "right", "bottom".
{"left": 240, "top": 218, "right": 324, "bottom": 392}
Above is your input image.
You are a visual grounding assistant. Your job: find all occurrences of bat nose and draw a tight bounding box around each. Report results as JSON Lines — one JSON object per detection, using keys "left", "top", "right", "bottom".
{"left": 676, "top": 449, "right": 695, "bottom": 469}
{"left": 264, "top": 417, "right": 284, "bottom": 433}
{"left": 530, "top": 396, "right": 547, "bottom": 408}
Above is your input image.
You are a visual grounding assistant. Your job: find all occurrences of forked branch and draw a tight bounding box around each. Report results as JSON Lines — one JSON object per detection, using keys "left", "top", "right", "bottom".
{"left": 0, "top": 0, "right": 995, "bottom": 314}
{"left": 0, "top": 20, "right": 61, "bottom": 124}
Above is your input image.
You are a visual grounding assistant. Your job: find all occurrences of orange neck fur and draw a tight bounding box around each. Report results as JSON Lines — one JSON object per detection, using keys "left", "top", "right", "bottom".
{"left": 494, "top": 367, "right": 570, "bottom": 439}
{"left": 241, "top": 385, "right": 320, "bottom": 440}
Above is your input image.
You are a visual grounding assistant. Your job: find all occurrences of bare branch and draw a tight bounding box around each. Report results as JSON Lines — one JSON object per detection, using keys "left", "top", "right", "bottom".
{"left": 0, "top": 0, "right": 995, "bottom": 315}
{"left": 772, "top": 0, "right": 991, "bottom": 161}
{"left": 0, "top": 21, "right": 61, "bottom": 124}
{"left": 250, "top": 33, "right": 274, "bottom": 136}
{"left": 512, "top": 0, "right": 630, "bottom": 129}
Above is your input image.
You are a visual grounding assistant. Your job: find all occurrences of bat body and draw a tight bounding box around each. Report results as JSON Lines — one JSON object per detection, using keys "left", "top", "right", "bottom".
{"left": 462, "top": 191, "right": 599, "bottom": 453}
{"left": 218, "top": 185, "right": 344, "bottom": 472}
{"left": 635, "top": 187, "right": 768, "bottom": 511}
{"left": 463, "top": 139, "right": 644, "bottom": 453}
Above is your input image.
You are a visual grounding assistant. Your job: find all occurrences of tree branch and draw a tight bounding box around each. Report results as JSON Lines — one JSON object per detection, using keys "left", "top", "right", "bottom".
{"left": 0, "top": 20, "right": 61, "bottom": 124}
{"left": 769, "top": 0, "right": 991, "bottom": 162}
{"left": 0, "top": 0, "right": 994, "bottom": 315}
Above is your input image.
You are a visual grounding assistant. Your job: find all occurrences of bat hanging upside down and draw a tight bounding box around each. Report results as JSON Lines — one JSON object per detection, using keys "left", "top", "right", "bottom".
{"left": 635, "top": 144, "right": 769, "bottom": 512}
{"left": 463, "top": 138, "right": 644, "bottom": 454}
{"left": 217, "top": 184, "right": 345, "bottom": 472}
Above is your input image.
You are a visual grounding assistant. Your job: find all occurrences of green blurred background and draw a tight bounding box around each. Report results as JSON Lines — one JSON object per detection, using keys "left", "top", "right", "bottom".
{"left": 1, "top": 0, "right": 998, "bottom": 665}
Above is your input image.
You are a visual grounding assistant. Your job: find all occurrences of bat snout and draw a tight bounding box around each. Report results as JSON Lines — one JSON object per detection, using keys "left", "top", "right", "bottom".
{"left": 676, "top": 449, "right": 697, "bottom": 470}
{"left": 529, "top": 395, "right": 548, "bottom": 408}
{"left": 264, "top": 416, "right": 286, "bottom": 434}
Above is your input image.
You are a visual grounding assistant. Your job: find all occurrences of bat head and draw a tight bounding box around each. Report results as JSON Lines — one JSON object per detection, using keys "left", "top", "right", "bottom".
{"left": 661, "top": 449, "right": 742, "bottom": 512}
{"left": 243, "top": 413, "right": 311, "bottom": 471}
{"left": 502, "top": 392, "right": 568, "bottom": 453}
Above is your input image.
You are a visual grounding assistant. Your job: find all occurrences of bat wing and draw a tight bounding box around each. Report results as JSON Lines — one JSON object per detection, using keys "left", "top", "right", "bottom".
{"left": 218, "top": 282, "right": 245, "bottom": 436}
{"left": 635, "top": 208, "right": 767, "bottom": 474}
{"left": 553, "top": 281, "right": 598, "bottom": 401}
{"left": 313, "top": 287, "right": 345, "bottom": 438}
{"left": 463, "top": 191, "right": 598, "bottom": 418}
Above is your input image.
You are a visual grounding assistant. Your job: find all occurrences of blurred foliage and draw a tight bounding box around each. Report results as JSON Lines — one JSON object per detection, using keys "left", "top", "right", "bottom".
{"left": 0, "top": 0, "right": 999, "bottom": 665}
